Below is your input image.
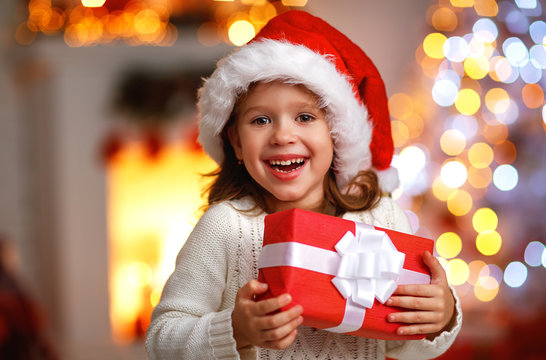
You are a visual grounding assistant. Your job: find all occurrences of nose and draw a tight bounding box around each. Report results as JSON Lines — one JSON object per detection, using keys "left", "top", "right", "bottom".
{"left": 270, "top": 118, "right": 297, "bottom": 145}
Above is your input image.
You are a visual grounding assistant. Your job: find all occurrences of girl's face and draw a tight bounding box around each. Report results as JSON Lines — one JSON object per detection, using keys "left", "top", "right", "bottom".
{"left": 229, "top": 81, "right": 334, "bottom": 213}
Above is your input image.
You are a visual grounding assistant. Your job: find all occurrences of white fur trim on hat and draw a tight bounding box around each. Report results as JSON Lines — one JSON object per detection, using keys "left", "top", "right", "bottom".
{"left": 198, "top": 39, "right": 372, "bottom": 189}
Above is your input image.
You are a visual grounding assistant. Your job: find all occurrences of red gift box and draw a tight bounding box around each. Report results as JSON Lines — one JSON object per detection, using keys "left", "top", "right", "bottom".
{"left": 257, "top": 208, "right": 433, "bottom": 340}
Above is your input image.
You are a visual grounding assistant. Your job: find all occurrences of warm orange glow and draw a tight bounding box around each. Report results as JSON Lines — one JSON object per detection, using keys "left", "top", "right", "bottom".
{"left": 473, "top": 0, "right": 498, "bottom": 17}
{"left": 82, "top": 0, "right": 107, "bottom": 7}
{"left": 108, "top": 142, "right": 216, "bottom": 343}
{"left": 483, "top": 122, "right": 508, "bottom": 144}
{"left": 431, "top": 7, "right": 458, "bottom": 31}
{"left": 389, "top": 93, "right": 414, "bottom": 119}
{"left": 521, "top": 84, "right": 544, "bottom": 109}
{"left": 391, "top": 120, "right": 410, "bottom": 147}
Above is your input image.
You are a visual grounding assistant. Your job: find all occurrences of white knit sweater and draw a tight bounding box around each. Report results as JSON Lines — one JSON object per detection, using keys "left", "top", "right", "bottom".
{"left": 146, "top": 197, "right": 462, "bottom": 359}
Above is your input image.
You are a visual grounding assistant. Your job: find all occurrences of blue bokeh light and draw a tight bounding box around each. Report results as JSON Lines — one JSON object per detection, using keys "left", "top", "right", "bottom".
{"left": 505, "top": 10, "right": 529, "bottom": 34}
{"left": 529, "top": 20, "right": 546, "bottom": 44}
{"left": 524, "top": 241, "right": 545, "bottom": 267}
{"left": 493, "top": 164, "right": 519, "bottom": 191}
{"left": 529, "top": 45, "right": 546, "bottom": 69}
{"left": 503, "top": 37, "right": 529, "bottom": 67}
{"left": 520, "top": 59, "right": 542, "bottom": 83}
{"left": 443, "top": 36, "right": 469, "bottom": 62}
{"left": 503, "top": 261, "right": 528, "bottom": 288}
{"left": 473, "top": 18, "right": 498, "bottom": 42}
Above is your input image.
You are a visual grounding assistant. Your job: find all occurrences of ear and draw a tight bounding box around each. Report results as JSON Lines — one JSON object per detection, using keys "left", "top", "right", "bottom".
{"left": 227, "top": 125, "right": 243, "bottom": 161}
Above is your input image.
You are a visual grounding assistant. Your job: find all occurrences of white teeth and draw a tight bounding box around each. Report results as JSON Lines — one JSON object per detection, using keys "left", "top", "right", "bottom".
{"left": 268, "top": 158, "right": 305, "bottom": 166}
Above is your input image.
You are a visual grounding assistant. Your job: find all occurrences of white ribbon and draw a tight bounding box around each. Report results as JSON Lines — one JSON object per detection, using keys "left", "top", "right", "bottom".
{"left": 258, "top": 222, "right": 431, "bottom": 334}
{"left": 331, "top": 223, "right": 405, "bottom": 309}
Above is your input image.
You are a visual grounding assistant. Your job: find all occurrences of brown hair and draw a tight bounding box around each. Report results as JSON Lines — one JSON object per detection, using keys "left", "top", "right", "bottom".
{"left": 202, "top": 81, "right": 382, "bottom": 216}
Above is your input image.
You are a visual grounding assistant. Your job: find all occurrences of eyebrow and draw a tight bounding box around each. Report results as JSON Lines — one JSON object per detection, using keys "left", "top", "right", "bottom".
{"left": 239, "top": 101, "right": 323, "bottom": 118}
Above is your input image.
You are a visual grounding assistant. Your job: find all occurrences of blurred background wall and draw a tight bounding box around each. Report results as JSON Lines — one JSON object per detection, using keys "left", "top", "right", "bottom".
{"left": 0, "top": 0, "right": 544, "bottom": 359}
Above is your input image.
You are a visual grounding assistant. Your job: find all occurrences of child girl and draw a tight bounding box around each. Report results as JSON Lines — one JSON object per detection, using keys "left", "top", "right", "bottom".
{"left": 146, "top": 10, "right": 462, "bottom": 360}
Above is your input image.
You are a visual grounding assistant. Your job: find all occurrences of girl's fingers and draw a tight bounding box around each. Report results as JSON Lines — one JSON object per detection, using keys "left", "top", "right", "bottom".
{"left": 386, "top": 295, "right": 437, "bottom": 311}
{"left": 393, "top": 284, "right": 437, "bottom": 297}
{"left": 263, "top": 329, "right": 299, "bottom": 350}
{"left": 253, "top": 293, "right": 295, "bottom": 316}
{"left": 257, "top": 304, "right": 303, "bottom": 330}
{"left": 423, "top": 251, "right": 448, "bottom": 284}
{"left": 396, "top": 323, "right": 442, "bottom": 336}
{"left": 238, "top": 280, "right": 268, "bottom": 300}
{"left": 261, "top": 315, "right": 304, "bottom": 341}
{"left": 388, "top": 310, "right": 441, "bottom": 325}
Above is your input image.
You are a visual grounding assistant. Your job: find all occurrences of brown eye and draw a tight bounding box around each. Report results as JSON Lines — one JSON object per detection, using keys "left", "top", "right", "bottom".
{"left": 296, "top": 114, "right": 314, "bottom": 122}
{"left": 252, "top": 116, "right": 271, "bottom": 125}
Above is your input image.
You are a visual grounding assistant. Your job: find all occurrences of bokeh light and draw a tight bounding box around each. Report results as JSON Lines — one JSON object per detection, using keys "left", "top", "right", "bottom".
{"left": 423, "top": 32, "right": 447, "bottom": 59}
{"left": 529, "top": 45, "right": 546, "bottom": 69}
{"left": 494, "top": 57, "right": 519, "bottom": 83}
{"left": 394, "top": 145, "right": 427, "bottom": 183}
{"left": 493, "top": 164, "right": 519, "bottom": 191}
{"left": 431, "top": 6, "right": 458, "bottom": 31}
{"left": 389, "top": 92, "right": 414, "bottom": 119}
{"left": 82, "top": 0, "right": 106, "bottom": 7}
{"left": 468, "top": 166, "right": 492, "bottom": 189}
{"left": 480, "top": 263, "right": 503, "bottom": 284}
{"left": 447, "top": 189, "right": 473, "bottom": 216}
{"left": 494, "top": 99, "right": 519, "bottom": 124}
{"left": 493, "top": 140, "right": 517, "bottom": 164}
{"left": 521, "top": 83, "right": 545, "bottom": 109}
{"left": 529, "top": 20, "right": 546, "bottom": 44}
{"left": 503, "top": 37, "right": 529, "bottom": 67}
{"left": 440, "top": 129, "right": 466, "bottom": 155}
{"left": 506, "top": 9, "right": 529, "bottom": 34}
{"left": 455, "top": 88, "right": 481, "bottom": 115}
{"left": 391, "top": 120, "right": 410, "bottom": 147}
{"left": 228, "top": 20, "right": 255, "bottom": 46}
{"left": 468, "top": 142, "right": 494, "bottom": 168}
{"left": 515, "top": 0, "right": 538, "bottom": 9}
{"left": 464, "top": 56, "right": 490, "bottom": 79}
{"left": 483, "top": 122, "right": 508, "bottom": 144}
{"left": 473, "top": 18, "right": 498, "bottom": 42}
{"left": 441, "top": 160, "right": 468, "bottom": 188}
{"left": 448, "top": 114, "right": 479, "bottom": 138}
{"left": 524, "top": 241, "right": 545, "bottom": 267}
{"left": 474, "top": 0, "right": 498, "bottom": 16}
{"left": 520, "top": 59, "right": 542, "bottom": 83}
{"left": 281, "top": 0, "right": 309, "bottom": 6}
{"left": 476, "top": 230, "right": 502, "bottom": 256}
{"left": 450, "top": 0, "right": 474, "bottom": 7}
{"left": 474, "top": 276, "right": 499, "bottom": 301}
{"left": 467, "top": 260, "right": 487, "bottom": 285}
{"left": 433, "top": 79, "right": 459, "bottom": 106}
{"left": 504, "top": 261, "right": 528, "bottom": 288}
{"left": 485, "top": 88, "right": 511, "bottom": 114}
{"left": 447, "top": 258, "right": 470, "bottom": 286}
{"left": 472, "top": 207, "right": 498, "bottom": 233}
{"left": 436, "top": 232, "right": 463, "bottom": 258}
{"left": 444, "top": 36, "right": 469, "bottom": 62}
{"left": 432, "top": 176, "right": 456, "bottom": 201}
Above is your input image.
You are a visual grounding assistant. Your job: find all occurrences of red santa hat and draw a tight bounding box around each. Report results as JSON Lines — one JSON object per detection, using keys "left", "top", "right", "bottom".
{"left": 197, "top": 10, "right": 399, "bottom": 192}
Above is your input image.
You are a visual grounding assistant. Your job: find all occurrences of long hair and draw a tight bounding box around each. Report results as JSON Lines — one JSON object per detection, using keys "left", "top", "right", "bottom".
{"left": 203, "top": 82, "right": 382, "bottom": 216}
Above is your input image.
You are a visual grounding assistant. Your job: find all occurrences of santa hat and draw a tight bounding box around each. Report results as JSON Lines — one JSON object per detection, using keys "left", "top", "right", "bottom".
{"left": 197, "top": 10, "right": 399, "bottom": 192}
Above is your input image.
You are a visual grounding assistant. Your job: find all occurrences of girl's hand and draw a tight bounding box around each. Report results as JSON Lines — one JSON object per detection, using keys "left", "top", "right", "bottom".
{"left": 231, "top": 280, "right": 304, "bottom": 350}
{"left": 386, "top": 251, "right": 455, "bottom": 339}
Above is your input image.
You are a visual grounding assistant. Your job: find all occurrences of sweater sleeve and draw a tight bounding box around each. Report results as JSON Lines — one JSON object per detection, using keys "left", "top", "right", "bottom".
{"left": 383, "top": 198, "right": 463, "bottom": 359}
{"left": 145, "top": 203, "right": 240, "bottom": 360}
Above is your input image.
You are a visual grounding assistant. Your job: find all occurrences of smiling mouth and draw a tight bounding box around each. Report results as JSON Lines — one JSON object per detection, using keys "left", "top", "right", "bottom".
{"left": 267, "top": 158, "right": 306, "bottom": 173}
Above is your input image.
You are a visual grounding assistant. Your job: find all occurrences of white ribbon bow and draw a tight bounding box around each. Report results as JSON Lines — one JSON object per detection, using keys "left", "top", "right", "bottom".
{"left": 331, "top": 224, "right": 406, "bottom": 309}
